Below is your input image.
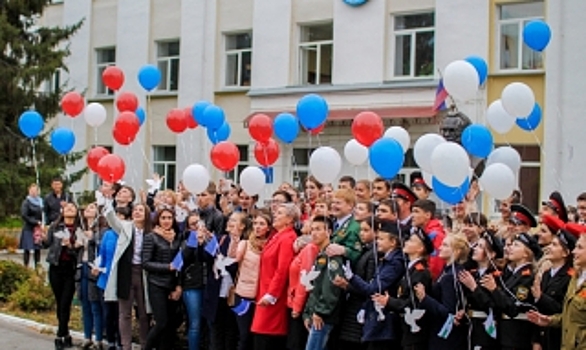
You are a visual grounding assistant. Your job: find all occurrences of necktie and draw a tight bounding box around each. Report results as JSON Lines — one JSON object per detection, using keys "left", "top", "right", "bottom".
{"left": 334, "top": 222, "right": 340, "bottom": 231}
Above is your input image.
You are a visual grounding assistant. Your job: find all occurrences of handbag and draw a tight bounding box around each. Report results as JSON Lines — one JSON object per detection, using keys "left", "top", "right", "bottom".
{"left": 227, "top": 269, "right": 239, "bottom": 307}
{"left": 33, "top": 225, "right": 43, "bottom": 245}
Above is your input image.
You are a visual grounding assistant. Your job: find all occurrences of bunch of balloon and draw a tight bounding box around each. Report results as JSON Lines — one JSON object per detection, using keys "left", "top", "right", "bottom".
{"left": 193, "top": 101, "right": 230, "bottom": 145}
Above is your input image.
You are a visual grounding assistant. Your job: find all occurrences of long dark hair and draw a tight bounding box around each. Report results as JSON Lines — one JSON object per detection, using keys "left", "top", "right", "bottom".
{"left": 52, "top": 202, "right": 82, "bottom": 230}
{"left": 133, "top": 203, "right": 153, "bottom": 234}
{"left": 153, "top": 207, "right": 180, "bottom": 233}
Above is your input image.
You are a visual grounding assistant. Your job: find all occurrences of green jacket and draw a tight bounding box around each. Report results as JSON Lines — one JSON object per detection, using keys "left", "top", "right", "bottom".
{"left": 550, "top": 274, "right": 586, "bottom": 350}
{"left": 303, "top": 251, "right": 345, "bottom": 325}
{"left": 331, "top": 217, "right": 362, "bottom": 264}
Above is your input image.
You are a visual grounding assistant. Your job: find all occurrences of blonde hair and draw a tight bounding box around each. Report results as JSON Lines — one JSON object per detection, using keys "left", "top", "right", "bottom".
{"left": 449, "top": 234, "right": 470, "bottom": 264}
{"left": 333, "top": 188, "right": 356, "bottom": 207}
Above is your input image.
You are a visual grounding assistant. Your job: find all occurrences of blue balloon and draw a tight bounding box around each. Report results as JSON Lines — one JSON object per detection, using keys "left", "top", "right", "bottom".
{"left": 192, "top": 101, "right": 211, "bottom": 126}
{"left": 465, "top": 55, "right": 488, "bottom": 86}
{"left": 50, "top": 127, "right": 76, "bottom": 155}
{"left": 135, "top": 107, "right": 146, "bottom": 126}
{"left": 201, "top": 105, "right": 225, "bottom": 130}
{"left": 462, "top": 124, "right": 493, "bottom": 158}
{"left": 18, "top": 111, "right": 44, "bottom": 138}
{"left": 523, "top": 20, "right": 551, "bottom": 52}
{"left": 138, "top": 65, "right": 162, "bottom": 91}
{"left": 432, "top": 177, "right": 469, "bottom": 205}
{"left": 369, "top": 138, "right": 404, "bottom": 179}
{"left": 516, "top": 103, "right": 542, "bottom": 131}
{"left": 296, "top": 94, "right": 328, "bottom": 130}
{"left": 207, "top": 121, "right": 231, "bottom": 145}
{"left": 274, "top": 113, "right": 300, "bottom": 144}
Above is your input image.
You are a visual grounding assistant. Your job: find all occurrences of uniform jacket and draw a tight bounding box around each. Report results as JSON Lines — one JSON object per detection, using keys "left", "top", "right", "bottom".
{"left": 550, "top": 273, "right": 586, "bottom": 350}
{"left": 463, "top": 267, "right": 501, "bottom": 348}
{"left": 490, "top": 263, "right": 535, "bottom": 348}
{"left": 534, "top": 263, "right": 573, "bottom": 350}
{"left": 349, "top": 249, "right": 405, "bottom": 342}
{"left": 331, "top": 217, "right": 362, "bottom": 265}
{"left": 251, "top": 226, "right": 297, "bottom": 336}
{"left": 302, "top": 250, "right": 345, "bottom": 325}
{"left": 386, "top": 259, "right": 432, "bottom": 348}
{"left": 419, "top": 263, "right": 467, "bottom": 350}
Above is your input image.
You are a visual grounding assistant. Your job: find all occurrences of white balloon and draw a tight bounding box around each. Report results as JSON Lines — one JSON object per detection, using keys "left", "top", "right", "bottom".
{"left": 430, "top": 142, "right": 470, "bottom": 187}
{"left": 486, "top": 100, "right": 515, "bottom": 134}
{"left": 383, "top": 126, "right": 410, "bottom": 153}
{"left": 239, "top": 166, "right": 265, "bottom": 196}
{"left": 501, "top": 82, "right": 535, "bottom": 117}
{"left": 443, "top": 60, "right": 480, "bottom": 101}
{"left": 422, "top": 171, "right": 434, "bottom": 190}
{"left": 182, "top": 164, "right": 210, "bottom": 194}
{"left": 310, "top": 147, "right": 342, "bottom": 184}
{"left": 486, "top": 146, "right": 521, "bottom": 173}
{"left": 414, "top": 133, "right": 446, "bottom": 172}
{"left": 480, "top": 163, "right": 517, "bottom": 200}
{"left": 344, "top": 139, "right": 368, "bottom": 166}
{"left": 84, "top": 102, "right": 107, "bottom": 127}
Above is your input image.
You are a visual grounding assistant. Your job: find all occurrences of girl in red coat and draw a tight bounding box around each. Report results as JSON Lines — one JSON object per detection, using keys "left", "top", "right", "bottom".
{"left": 251, "top": 203, "right": 299, "bottom": 350}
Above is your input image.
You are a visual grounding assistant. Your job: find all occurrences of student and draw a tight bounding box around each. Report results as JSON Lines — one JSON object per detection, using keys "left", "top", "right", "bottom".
{"left": 483, "top": 232, "right": 541, "bottom": 350}
{"left": 354, "top": 180, "right": 372, "bottom": 202}
{"left": 341, "top": 220, "right": 406, "bottom": 350}
{"left": 458, "top": 231, "right": 503, "bottom": 350}
{"left": 411, "top": 199, "right": 446, "bottom": 280}
{"left": 354, "top": 201, "right": 374, "bottom": 222}
{"left": 302, "top": 215, "right": 345, "bottom": 350}
{"left": 415, "top": 234, "right": 469, "bottom": 350}
{"left": 375, "top": 199, "right": 397, "bottom": 222}
{"left": 410, "top": 171, "right": 432, "bottom": 201}
{"left": 461, "top": 212, "right": 488, "bottom": 271}
{"left": 373, "top": 228, "right": 434, "bottom": 350}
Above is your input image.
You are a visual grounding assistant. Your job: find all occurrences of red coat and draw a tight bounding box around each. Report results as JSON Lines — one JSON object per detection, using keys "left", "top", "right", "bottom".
{"left": 251, "top": 226, "right": 297, "bottom": 336}
{"left": 425, "top": 218, "right": 446, "bottom": 280}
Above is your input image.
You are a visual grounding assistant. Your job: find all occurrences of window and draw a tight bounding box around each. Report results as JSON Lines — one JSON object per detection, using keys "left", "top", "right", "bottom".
{"left": 224, "top": 33, "right": 252, "bottom": 87}
{"left": 393, "top": 13, "right": 435, "bottom": 78}
{"left": 43, "top": 70, "right": 61, "bottom": 94}
{"left": 292, "top": 148, "right": 316, "bottom": 189}
{"left": 96, "top": 47, "right": 116, "bottom": 95}
{"left": 157, "top": 41, "right": 180, "bottom": 91}
{"left": 92, "top": 146, "right": 113, "bottom": 188}
{"left": 299, "top": 23, "right": 333, "bottom": 85}
{"left": 153, "top": 146, "right": 177, "bottom": 190}
{"left": 226, "top": 145, "right": 249, "bottom": 183}
{"left": 498, "top": 2, "right": 544, "bottom": 71}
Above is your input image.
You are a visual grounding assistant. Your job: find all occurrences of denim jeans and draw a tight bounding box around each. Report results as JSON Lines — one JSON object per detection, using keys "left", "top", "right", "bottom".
{"left": 80, "top": 263, "right": 103, "bottom": 342}
{"left": 305, "top": 323, "right": 333, "bottom": 350}
{"left": 183, "top": 289, "right": 203, "bottom": 350}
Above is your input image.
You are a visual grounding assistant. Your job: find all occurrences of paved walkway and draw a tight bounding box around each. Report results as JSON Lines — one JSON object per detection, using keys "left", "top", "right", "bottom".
{"left": 0, "top": 315, "right": 56, "bottom": 349}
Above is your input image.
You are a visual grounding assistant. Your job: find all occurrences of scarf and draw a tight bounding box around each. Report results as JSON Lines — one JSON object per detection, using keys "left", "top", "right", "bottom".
{"left": 154, "top": 227, "right": 175, "bottom": 243}
{"left": 27, "top": 195, "right": 43, "bottom": 208}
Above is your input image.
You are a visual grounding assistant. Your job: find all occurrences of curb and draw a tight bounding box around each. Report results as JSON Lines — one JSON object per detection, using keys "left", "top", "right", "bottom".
{"left": 0, "top": 312, "right": 85, "bottom": 339}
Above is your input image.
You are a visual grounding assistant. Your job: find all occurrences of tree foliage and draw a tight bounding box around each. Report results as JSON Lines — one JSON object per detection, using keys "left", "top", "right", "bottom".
{"left": 0, "top": 0, "right": 84, "bottom": 219}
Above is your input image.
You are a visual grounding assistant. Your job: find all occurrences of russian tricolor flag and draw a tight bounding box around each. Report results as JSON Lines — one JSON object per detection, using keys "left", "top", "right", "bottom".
{"left": 433, "top": 79, "right": 449, "bottom": 112}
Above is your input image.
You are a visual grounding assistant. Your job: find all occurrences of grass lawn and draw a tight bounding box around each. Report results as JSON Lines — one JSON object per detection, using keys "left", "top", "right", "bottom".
{"left": 0, "top": 302, "right": 83, "bottom": 334}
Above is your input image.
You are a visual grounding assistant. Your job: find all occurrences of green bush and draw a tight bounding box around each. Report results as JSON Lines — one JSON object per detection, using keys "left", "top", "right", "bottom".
{"left": 0, "top": 260, "right": 31, "bottom": 301}
{"left": 8, "top": 269, "right": 54, "bottom": 311}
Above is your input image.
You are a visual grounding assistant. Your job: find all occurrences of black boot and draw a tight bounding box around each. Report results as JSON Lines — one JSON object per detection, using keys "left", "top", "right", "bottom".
{"left": 63, "top": 335, "right": 73, "bottom": 348}
{"left": 54, "top": 338, "right": 64, "bottom": 350}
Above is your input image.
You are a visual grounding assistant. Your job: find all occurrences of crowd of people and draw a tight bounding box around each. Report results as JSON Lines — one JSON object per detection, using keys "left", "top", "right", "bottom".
{"left": 19, "top": 172, "right": 586, "bottom": 350}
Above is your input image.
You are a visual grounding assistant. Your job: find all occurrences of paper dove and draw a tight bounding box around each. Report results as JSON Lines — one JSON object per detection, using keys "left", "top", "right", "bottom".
{"left": 404, "top": 307, "right": 426, "bottom": 333}
{"left": 175, "top": 207, "right": 188, "bottom": 222}
{"left": 213, "top": 254, "right": 237, "bottom": 279}
{"left": 342, "top": 260, "right": 353, "bottom": 280}
{"left": 145, "top": 178, "right": 162, "bottom": 193}
{"left": 356, "top": 309, "right": 365, "bottom": 324}
{"left": 54, "top": 229, "right": 71, "bottom": 240}
{"left": 374, "top": 301, "right": 386, "bottom": 321}
{"left": 89, "top": 255, "right": 106, "bottom": 273}
{"left": 300, "top": 266, "right": 320, "bottom": 291}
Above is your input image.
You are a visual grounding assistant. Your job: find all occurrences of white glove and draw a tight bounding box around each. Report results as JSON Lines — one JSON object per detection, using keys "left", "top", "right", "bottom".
{"left": 342, "top": 260, "right": 353, "bottom": 280}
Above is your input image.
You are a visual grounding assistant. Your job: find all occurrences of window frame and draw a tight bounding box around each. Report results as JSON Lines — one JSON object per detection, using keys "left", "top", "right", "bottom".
{"left": 95, "top": 47, "right": 116, "bottom": 96}
{"left": 152, "top": 145, "right": 177, "bottom": 190}
{"left": 223, "top": 32, "right": 253, "bottom": 88}
{"left": 156, "top": 40, "right": 181, "bottom": 92}
{"left": 391, "top": 12, "right": 436, "bottom": 80}
{"left": 298, "top": 23, "right": 334, "bottom": 86}
{"left": 496, "top": 3, "right": 544, "bottom": 73}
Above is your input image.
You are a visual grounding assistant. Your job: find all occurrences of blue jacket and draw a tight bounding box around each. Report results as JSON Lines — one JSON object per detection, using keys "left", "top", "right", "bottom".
{"left": 97, "top": 229, "right": 119, "bottom": 290}
{"left": 419, "top": 263, "right": 467, "bottom": 350}
{"left": 349, "top": 249, "right": 405, "bottom": 342}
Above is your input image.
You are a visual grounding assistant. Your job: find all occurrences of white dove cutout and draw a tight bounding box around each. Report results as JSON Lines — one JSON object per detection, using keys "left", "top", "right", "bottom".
{"left": 54, "top": 229, "right": 71, "bottom": 240}
{"left": 404, "top": 307, "right": 426, "bottom": 333}
{"left": 374, "top": 301, "right": 386, "bottom": 321}
{"left": 300, "top": 266, "right": 320, "bottom": 291}
{"left": 175, "top": 206, "right": 188, "bottom": 222}
{"left": 213, "top": 254, "right": 237, "bottom": 279}
{"left": 89, "top": 255, "right": 106, "bottom": 273}
{"left": 356, "top": 309, "right": 365, "bottom": 324}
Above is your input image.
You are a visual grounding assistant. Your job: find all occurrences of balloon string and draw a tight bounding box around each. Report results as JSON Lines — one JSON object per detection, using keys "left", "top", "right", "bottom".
{"left": 137, "top": 136, "right": 152, "bottom": 170}
{"left": 30, "top": 139, "right": 45, "bottom": 224}
{"left": 62, "top": 154, "right": 75, "bottom": 204}
{"left": 94, "top": 127, "right": 98, "bottom": 147}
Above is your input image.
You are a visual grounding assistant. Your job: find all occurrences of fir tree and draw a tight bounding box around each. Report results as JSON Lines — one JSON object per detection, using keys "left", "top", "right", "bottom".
{"left": 0, "top": 0, "right": 83, "bottom": 220}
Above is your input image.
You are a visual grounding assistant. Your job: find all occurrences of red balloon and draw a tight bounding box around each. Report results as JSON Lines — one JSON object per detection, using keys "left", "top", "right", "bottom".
{"left": 184, "top": 107, "right": 198, "bottom": 129}
{"left": 248, "top": 114, "right": 273, "bottom": 143}
{"left": 352, "top": 111, "right": 383, "bottom": 147}
{"left": 116, "top": 92, "right": 139, "bottom": 112}
{"left": 113, "top": 111, "right": 140, "bottom": 144}
{"left": 97, "top": 154, "right": 125, "bottom": 182}
{"left": 112, "top": 127, "right": 135, "bottom": 145}
{"left": 305, "top": 123, "right": 325, "bottom": 135}
{"left": 166, "top": 108, "right": 188, "bottom": 133}
{"left": 87, "top": 146, "right": 110, "bottom": 172}
{"left": 210, "top": 141, "right": 240, "bottom": 172}
{"left": 102, "top": 66, "right": 124, "bottom": 91}
{"left": 61, "top": 92, "right": 85, "bottom": 117}
{"left": 254, "top": 138, "right": 280, "bottom": 166}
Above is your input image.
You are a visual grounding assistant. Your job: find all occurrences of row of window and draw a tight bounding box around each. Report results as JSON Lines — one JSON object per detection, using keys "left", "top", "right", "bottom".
{"left": 91, "top": 2, "right": 543, "bottom": 95}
